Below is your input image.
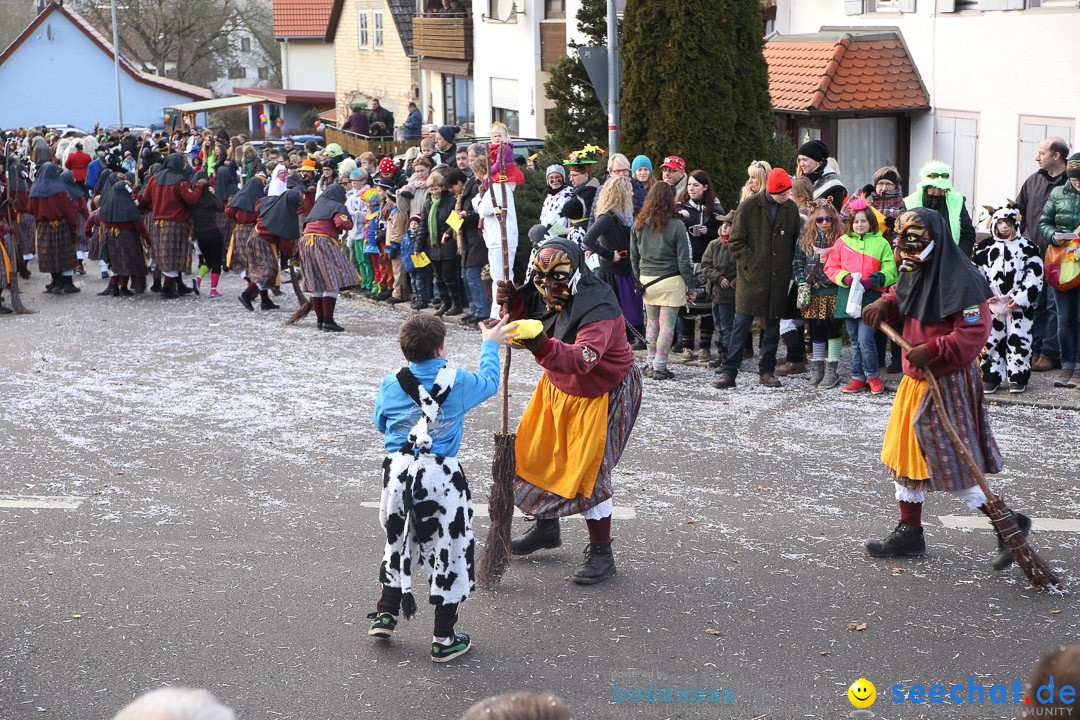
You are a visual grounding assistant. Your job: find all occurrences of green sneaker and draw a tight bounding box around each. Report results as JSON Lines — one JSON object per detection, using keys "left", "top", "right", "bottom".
{"left": 367, "top": 611, "right": 397, "bottom": 639}
{"left": 431, "top": 632, "right": 471, "bottom": 663}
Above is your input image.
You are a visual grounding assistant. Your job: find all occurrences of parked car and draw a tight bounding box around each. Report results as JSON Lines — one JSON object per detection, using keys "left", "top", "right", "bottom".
{"left": 458, "top": 136, "right": 545, "bottom": 164}
{"left": 43, "top": 124, "right": 89, "bottom": 137}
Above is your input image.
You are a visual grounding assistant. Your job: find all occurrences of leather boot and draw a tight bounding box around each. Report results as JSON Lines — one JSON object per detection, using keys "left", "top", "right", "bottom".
{"left": 807, "top": 360, "right": 825, "bottom": 386}
{"left": 865, "top": 521, "right": 926, "bottom": 558}
{"left": 433, "top": 301, "right": 450, "bottom": 317}
{"left": 991, "top": 512, "right": 1031, "bottom": 571}
{"left": 572, "top": 541, "right": 616, "bottom": 585}
{"left": 820, "top": 361, "right": 841, "bottom": 389}
{"left": 0, "top": 294, "right": 11, "bottom": 315}
{"left": 510, "top": 518, "right": 561, "bottom": 555}
{"left": 59, "top": 276, "right": 80, "bottom": 294}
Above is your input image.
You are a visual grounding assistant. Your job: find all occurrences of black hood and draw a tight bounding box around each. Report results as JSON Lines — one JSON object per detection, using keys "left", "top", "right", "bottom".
{"left": 258, "top": 189, "right": 302, "bottom": 239}
{"left": 228, "top": 177, "right": 265, "bottom": 213}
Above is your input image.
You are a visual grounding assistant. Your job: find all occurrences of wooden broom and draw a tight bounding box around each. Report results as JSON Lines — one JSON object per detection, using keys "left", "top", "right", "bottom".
{"left": 478, "top": 150, "right": 515, "bottom": 588}
{"left": 880, "top": 324, "right": 1064, "bottom": 592}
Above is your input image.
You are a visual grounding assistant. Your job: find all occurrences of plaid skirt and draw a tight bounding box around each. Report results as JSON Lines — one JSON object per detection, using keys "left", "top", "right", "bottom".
{"left": 885, "top": 363, "right": 1003, "bottom": 493}
{"left": 299, "top": 233, "right": 360, "bottom": 293}
{"left": 228, "top": 223, "right": 255, "bottom": 274}
{"left": 16, "top": 213, "right": 35, "bottom": 256}
{"left": 36, "top": 219, "right": 76, "bottom": 273}
{"left": 103, "top": 226, "right": 147, "bottom": 278}
{"left": 75, "top": 211, "right": 89, "bottom": 252}
{"left": 216, "top": 211, "right": 233, "bottom": 239}
{"left": 248, "top": 233, "right": 279, "bottom": 287}
{"left": 87, "top": 225, "right": 104, "bottom": 261}
{"left": 0, "top": 231, "right": 16, "bottom": 290}
{"left": 514, "top": 365, "right": 642, "bottom": 518}
{"left": 151, "top": 220, "right": 192, "bottom": 273}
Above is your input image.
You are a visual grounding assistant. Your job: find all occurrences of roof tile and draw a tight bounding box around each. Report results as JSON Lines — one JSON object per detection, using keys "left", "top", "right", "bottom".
{"left": 274, "top": 0, "right": 335, "bottom": 38}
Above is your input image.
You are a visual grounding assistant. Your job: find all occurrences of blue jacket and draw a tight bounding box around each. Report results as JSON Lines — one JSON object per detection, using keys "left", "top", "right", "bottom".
{"left": 373, "top": 340, "right": 501, "bottom": 455}
{"left": 404, "top": 108, "right": 422, "bottom": 139}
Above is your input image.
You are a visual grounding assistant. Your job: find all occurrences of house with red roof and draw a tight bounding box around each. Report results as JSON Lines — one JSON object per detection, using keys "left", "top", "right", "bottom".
{"left": 274, "top": 0, "right": 336, "bottom": 93}
{"left": 0, "top": 2, "right": 210, "bottom": 129}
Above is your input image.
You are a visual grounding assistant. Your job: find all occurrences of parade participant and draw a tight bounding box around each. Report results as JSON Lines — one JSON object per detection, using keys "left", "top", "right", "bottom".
{"left": 972, "top": 204, "right": 1044, "bottom": 394}
{"left": 499, "top": 238, "right": 643, "bottom": 585}
{"left": 298, "top": 184, "right": 356, "bottom": 331}
{"left": 904, "top": 161, "right": 976, "bottom": 258}
{"left": 28, "top": 163, "right": 80, "bottom": 294}
{"left": 792, "top": 202, "right": 843, "bottom": 388}
{"left": 224, "top": 176, "right": 264, "bottom": 280}
{"left": 6, "top": 156, "right": 35, "bottom": 279}
{"left": 140, "top": 154, "right": 204, "bottom": 299}
{"left": 242, "top": 186, "right": 301, "bottom": 311}
{"left": 97, "top": 175, "right": 149, "bottom": 297}
{"left": 267, "top": 163, "right": 288, "bottom": 197}
{"left": 368, "top": 313, "right": 512, "bottom": 663}
{"left": 188, "top": 170, "right": 225, "bottom": 297}
{"left": 823, "top": 198, "right": 898, "bottom": 395}
{"left": 795, "top": 140, "right": 846, "bottom": 211}
{"left": 862, "top": 208, "right": 1031, "bottom": 570}
{"left": 61, "top": 171, "right": 90, "bottom": 275}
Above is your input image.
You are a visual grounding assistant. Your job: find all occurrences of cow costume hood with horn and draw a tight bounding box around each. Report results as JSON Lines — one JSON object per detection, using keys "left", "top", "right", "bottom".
{"left": 498, "top": 237, "right": 642, "bottom": 585}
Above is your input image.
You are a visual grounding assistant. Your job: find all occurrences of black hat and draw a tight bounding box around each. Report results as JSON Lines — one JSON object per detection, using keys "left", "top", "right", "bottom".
{"left": 797, "top": 140, "right": 829, "bottom": 163}
{"left": 437, "top": 125, "right": 459, "bottom": 143}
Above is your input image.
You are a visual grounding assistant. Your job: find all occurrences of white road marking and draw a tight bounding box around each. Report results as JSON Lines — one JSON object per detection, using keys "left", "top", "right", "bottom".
{"left": 359, "top": 501, "right": 637, "bottom": 520}
{"left": 938, "top": 515, "right": 1080, "bottom": 532}
{"left": 0, "top": 495, "right": 85, "bottom": 510}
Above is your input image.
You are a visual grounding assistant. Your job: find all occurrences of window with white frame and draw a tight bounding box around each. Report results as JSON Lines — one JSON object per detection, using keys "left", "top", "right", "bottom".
{"left": 358, "top": 11, "right": 369, "bottom": 49}
{"left": 374, "top": 11, "right": 384, "bottom": 49}
{"left": 932, "top": 111, "right": 979, "bottom": 212}
{"left": 1017, "top": 116, "right": 1074, "bottom": 186}
{"left": 844, "top": 0, "right": 916, "bottom": 13}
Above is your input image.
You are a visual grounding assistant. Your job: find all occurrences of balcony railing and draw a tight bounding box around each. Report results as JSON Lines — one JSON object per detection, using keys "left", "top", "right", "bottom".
{"left": 413, "top": 16, "right": 473, "bottom": 62}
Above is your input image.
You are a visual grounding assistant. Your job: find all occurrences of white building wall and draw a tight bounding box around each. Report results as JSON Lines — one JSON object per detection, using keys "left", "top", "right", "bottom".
{"left": 281, "top": 41, "right": 335, "bottom": 92}
{"left": 472, "top": 0, "right": 543, "bottom": 137}
{"left": 775, "top": 1, "right": 1080, "bottom": 210}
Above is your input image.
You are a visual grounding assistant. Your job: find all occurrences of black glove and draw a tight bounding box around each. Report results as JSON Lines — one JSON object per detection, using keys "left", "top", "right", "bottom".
{"left": 495, "top": 279, "right": 518, "bottom": 306}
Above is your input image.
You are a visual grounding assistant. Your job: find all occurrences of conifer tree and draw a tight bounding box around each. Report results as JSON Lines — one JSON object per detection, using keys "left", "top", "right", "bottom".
{"left": 620, "top": 0, "right": 774, "bottom": 207}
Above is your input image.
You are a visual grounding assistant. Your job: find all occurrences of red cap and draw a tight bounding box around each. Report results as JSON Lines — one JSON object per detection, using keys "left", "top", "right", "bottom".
{"left": 379, "top": 156, "right": 396, "bottom": 174}
{"left": 660, "top": 156, "right": 685, "bottom": 171}
{"left": 766, "top": 168, "right": 792, "bottom": 194}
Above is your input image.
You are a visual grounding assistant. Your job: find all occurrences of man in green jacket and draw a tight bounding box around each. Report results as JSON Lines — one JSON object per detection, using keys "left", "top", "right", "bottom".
{"left": 714, "top": 168, "right": 802, "bottom": 389}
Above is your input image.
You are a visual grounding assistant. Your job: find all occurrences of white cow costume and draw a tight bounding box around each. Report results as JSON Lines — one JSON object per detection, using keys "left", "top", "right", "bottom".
{"left": 972, "top": 205, "right": 1044, "bottom": 390}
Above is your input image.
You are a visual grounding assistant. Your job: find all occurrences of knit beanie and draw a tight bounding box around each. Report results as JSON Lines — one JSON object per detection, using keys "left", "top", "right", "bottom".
{"left": 766, "top": 168, "right": 793, "bottom": 194}
{"left": 631, "top": 155, "right": 653, "bottom": 174}
{"left": 1067, "top": 152, "right": 1080, "bottom": 179}
{"left": 797, "top": 139, "right": 830, "bottom": 164}
{"left": 437, "top": 125, "right": 460, "bottom": 143}
{"left": 545, "top": 164, "right": 566, "bottom": 180}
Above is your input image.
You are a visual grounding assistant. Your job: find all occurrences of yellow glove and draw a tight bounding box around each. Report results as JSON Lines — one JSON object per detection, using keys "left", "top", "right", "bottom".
{"left": 507, "top": 319, "right": 545, "bottom": 348}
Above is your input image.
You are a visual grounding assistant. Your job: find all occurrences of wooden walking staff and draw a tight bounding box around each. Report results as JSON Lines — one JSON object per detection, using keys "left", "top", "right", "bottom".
{"left": 880, "top": 323, "right": 1064, "bottom": 592}
{"left": 478, "top": 143, "right": 515, "bottom": 588}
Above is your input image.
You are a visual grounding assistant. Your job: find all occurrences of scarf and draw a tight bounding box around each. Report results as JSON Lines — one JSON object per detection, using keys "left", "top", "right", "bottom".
{"left": 895, "top": 208, "right": 990, "bottom": 325}
{"left": 267, "top": 164, "right": 288, "bottom": 197}
{"left": 306, "top": 184, "right": 348, "bottom": 223}
{"left": 154, "top": 153, "right": 188, "bottom": 186}
{"left": 870, "top": 186, "right": 904, "bottom": 219}
{"left": 228, "top": 177, "right": 265, "bottom": 213}
{"left": 427, "top": 191, "right": 442, "bottom": 245}
{"left": 99, "top": 178, "right": 140, "bottom": 223}
{"left": 29, "top": 162, "right": 66, "bottom": 199}
{"left": 517, "top": 237, "right": 622, "bottom": 343}
{"left": 257, "top": 188, "right": 302, "bottom": 240}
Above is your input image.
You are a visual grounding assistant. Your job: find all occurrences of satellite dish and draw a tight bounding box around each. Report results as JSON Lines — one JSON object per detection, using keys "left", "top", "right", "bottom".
{"left": 495, "top": 0, "right": 515, "bottom": 22}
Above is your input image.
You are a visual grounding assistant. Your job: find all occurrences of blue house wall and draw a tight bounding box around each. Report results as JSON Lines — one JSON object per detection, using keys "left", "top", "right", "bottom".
{"left": 0, "top": 11, "right": 203, "bottom": 130}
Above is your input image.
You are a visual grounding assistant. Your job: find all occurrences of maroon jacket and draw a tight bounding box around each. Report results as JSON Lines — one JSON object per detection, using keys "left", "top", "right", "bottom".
{"left": 880, "top": 286, "right": 991, "bottom": 380}
{"left": 140, "top": 177, "right": 203, "bottom": 223}
{"left": 28, "top": 193, "right": 79, "bottom": 233}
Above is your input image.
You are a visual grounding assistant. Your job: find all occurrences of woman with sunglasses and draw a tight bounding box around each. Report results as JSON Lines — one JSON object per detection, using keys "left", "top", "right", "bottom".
{"left": 739, "top": 160, "right": 772, "bottom": 206}
{"left": 793, "top": 202, "right": 844, "bottom": 387}
{"left": 903, "top": 161, "right": 976, "bottom": 258}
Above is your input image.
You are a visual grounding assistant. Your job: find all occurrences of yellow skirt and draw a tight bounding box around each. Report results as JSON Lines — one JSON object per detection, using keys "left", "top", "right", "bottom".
{"left": 880, "top": 375, "right": 930, "bottom": 481}
{"left": 515, "top": 375, "right": 609, "bottom": 499}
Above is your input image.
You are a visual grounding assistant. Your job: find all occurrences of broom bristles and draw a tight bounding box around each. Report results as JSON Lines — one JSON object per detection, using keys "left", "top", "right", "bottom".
{"left": 477, "top": 432, "right": 516, "bottom": 588}
{"left": 285, "top": 300, "right": 312, "bottom": 325}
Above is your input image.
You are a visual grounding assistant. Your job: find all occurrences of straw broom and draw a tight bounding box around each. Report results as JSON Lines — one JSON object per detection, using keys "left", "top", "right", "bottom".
{"left": 880, "top": 324, "right": 1064, "bottom": 592}
{"left": 478, "top": 152, "right": 515, "bottom": 588}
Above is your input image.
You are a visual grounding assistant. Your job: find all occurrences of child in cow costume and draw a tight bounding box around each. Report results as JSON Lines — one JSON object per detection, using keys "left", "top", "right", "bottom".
{"left": 368, "top": 314, "right": 513, "bottom": 662}
{"left": 972, "top": 204, "right": 1043, "bottom": 394}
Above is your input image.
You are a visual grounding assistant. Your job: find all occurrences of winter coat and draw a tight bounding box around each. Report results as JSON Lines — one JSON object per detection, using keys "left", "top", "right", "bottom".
{"left": 700, "top": 236, "right": 736, "bottom": 304}
{"left": 677, "top": 198, "right": 724, "bottom": 262}
{"left": 727, "top": 191, "right": 801, "bottom": 318}
{"left": 418, "top": 189, "right": 458, "bottom": 262}
{"left": 1016, "top": 168, "right": 1067, "bottom": 250}
{"left": 458, "top": 178, "right": 486, "bottom": 268}
{"left": 823, "top": 231, "right": 898, "bottom": 319}
{"left": 630, "top": 217, "right": 694, "bottom": 287}
{"left": 1039, "top": 181, "right": 1080, "bottom": 248}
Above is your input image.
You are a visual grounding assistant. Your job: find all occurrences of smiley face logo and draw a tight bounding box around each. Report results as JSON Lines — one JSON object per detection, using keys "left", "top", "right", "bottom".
{"left": 847, "top": 678, "right": 876, "bottom": 708}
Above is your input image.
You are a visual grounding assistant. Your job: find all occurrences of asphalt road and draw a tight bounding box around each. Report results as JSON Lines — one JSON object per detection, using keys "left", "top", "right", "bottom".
{"left": 1, "top": 273, "right": 1077, "bottom": 720}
